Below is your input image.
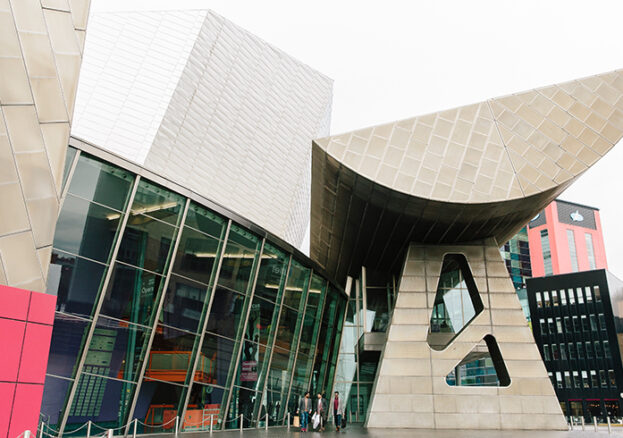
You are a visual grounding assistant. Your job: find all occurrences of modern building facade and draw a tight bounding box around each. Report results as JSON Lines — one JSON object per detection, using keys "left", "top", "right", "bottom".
{"left": 501, "top": 226, "right": 533, "bottom": 321}
{"left": 527, "top": 270, "right": 623, "bottom": 420}
{"left": 40, "top": 139, "right": 346, "bottom": 434}
{"left": 528, "top": 199, "right": 607, "bottom": 277}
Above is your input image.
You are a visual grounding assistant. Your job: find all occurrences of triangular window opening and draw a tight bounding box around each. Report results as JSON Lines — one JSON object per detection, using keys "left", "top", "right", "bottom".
{"left": 445, "top": 335, "right": 511, "bottom": 387}
{"left": 427, "top": 253, "right": 483, "bottom": 351}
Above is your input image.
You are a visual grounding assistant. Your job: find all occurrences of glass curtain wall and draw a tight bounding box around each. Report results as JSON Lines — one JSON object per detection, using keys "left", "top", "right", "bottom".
{"left": 41, "top": 147, "right": 346, "bottom": 435}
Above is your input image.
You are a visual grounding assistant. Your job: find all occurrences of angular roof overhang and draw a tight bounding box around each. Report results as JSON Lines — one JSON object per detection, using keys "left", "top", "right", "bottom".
{"left": 311, "top": 70, "right": 623, "bottom": 282}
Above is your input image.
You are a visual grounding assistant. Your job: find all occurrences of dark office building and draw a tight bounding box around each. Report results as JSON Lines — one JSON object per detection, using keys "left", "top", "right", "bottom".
{"left": 527, "top": 270, "right": 623, "bottom": 421}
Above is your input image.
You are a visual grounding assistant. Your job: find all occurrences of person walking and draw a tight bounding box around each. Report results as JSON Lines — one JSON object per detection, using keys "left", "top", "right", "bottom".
{"left": 330, "top": 391, "right": 345, "bottom": 431}
{"left": 298, "top": 392, "right": 312, "bottom": 432}
{"left": 315, "top": 392, "right": 328, "bottom": 431}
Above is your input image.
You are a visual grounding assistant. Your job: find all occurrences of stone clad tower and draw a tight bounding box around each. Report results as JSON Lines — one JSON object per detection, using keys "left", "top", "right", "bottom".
{"left": 310, "top": 70, "right": 623, "bottom": 429}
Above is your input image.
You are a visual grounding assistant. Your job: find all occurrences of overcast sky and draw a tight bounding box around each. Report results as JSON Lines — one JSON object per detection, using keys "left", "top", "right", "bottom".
{"left": 90, "top": 0, "right": 623, "bottom": 278}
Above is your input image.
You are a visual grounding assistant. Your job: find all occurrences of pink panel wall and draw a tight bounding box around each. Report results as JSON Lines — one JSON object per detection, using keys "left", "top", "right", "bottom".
{"left": 0, "top": 285, "right": 55, "bottom": 438}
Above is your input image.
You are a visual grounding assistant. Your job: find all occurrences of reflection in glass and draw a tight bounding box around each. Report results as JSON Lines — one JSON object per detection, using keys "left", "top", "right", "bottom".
{"left": 428, "top": 254, "right": 483, "bottom": 350}
{"left": 262, "top": 390, "right": 283, "bottom": 426}
{"left": 100, "top": 263, "right": 163, "bottom": 327}
{"left": 161, "top": 274, "right": 209, "bottom": 333}
{"left": 205, "top": 287, "right": 247, "bottom": 340}
{"left": 132, "top": 380, "right": 184, "bottom": 434}
{"left": 54, "top": 195, "right": 122, "bottom": 263}
{"left": 183, "top": 384, "right": 226, "bottom": 431}
{"left": 173, "top": 227, "right": 222, "bottom": 285}
{"left": 68, "top": 153, "right": 133, "bottom": 211}
{"left": 130, "top": 180, "right": 185, "bottom": 226}
{"left": 290, "top": 353, "right": 313, "bottom": 398}
{"left": 41, "top": 375, "right": 72, "bottom": 427}
{"left": 267, "top": 347, "right": 291, "bottom": 393}
{"left": 184, "top": 203, "right": 227, "bottom": 239}
{"left": 246, "top": 296, "right": 280, "bottom": 345}
{"left": 274, "top": 307, "right": 301, "bottom": 351}
{"left": 236, "top": 341, "right": 270, "bottom": 392}
{"left": 118, "top": 214, "right": 177, "bottom": 274}
{"left": 194, "top": 333, "right": 237, "bottom": 388}
{"left": 83, "top": 316, "right": 151, "bottom": 382}
{"left": 218, "top": 242, "right": 259, "bottom": 294}
{"left": 47, "top": 313, "right": 90, "bottom": 378}
{"left": 226, "top": 386, "right": 259, "bottom": 429}
{"left": 48, "top": 250, "right": 107, "bottom": 318}
{"left": 65, "top": 374, "right": 135, "bottom": 432}
{"left": 146, "top": 325, "right": 198, "bottom": 385}
{"left": 61, "top": 147, "right": 77, "bottom": 194}
{"left": 283, "top": 261, "right": 310, "bottom": 309}
{"left": 253, "top": 244, "right": 288, "bottom": 303}
{"left": 298, "top": 312, "right": 318, "bottom": 357}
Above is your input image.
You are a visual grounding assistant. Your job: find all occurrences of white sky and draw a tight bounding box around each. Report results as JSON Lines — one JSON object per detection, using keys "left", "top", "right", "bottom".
{"left": 90, "top": 0, "right": 623, "bottom": 278}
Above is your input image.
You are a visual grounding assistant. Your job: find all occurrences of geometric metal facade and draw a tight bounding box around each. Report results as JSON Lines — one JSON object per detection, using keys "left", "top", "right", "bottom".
{"left": 367, "top": 241, "right": 568, "bottom": 430}
{"left": 0, "top": 0, "right": 90, "bottom": 293}
{"left": 42, "top": 139, "right": 346, "bottom": 434}
{"left": 72, "top": 10, "right": 333, "bottom": 248}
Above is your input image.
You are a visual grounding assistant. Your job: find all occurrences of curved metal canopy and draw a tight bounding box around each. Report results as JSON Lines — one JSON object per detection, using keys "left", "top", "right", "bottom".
{"left": 311, "top": 70, "right": 623, "bottom": 282}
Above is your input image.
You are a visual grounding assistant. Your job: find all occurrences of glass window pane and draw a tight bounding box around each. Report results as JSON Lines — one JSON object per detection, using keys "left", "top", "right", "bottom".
{"left": 263, "top": 390, "right": 283, "bottom": 426}
{"left": 46, "top": 313, "right": 90, "bottom": 378}
{"left": 183, "top": 384, "right": 227, "bottom": 431}
{"left": 146, "top": 325, "right": 198, "bottom": 385}
{"left": 367, "top": 288, "right": 389, "bottom": 333}
{"left": 100, "top": 263, "right": 163, "bottom": 326}
{"left": 359, "top": 358, "right": 379, "bottom": 382}
{"left": 253, "top": 244, "right": 288, "bottom": 303}
{"left": 235, "top": 341, "right": 271, "bottom": 392}
{"left": 283, "top": 261, "right": 310, "bottom": 309}
{"left": 291, "top": 353, "right": 314, "bottom": 396}
{"left": 173, "top": 227, "right": 222, "bottom": 285}
{"left": 41, "top": 375, "right": 72, "bottom": 428}
{"left": 61, "top": 147, "right": 77, "bottom": 193}
{"left": 48, "top": 250, "right": 107, "bottom": 318}
{"left": 82, "top": 316, "right": 151, "bottom": 382}
{"left": 226, "top": 386, "right": 259, "bottom": 429}
{"left": 132, "top": 380, "right": 185, "bottom": 433}
{"left": 246, "top": 296, "right": 280, "bottom": 345}
{"left": 298, "top": 312, "right": 318, "bottom": 357}
{"left": 194, "top": 333, "right": 238, "bottom": 388}
{"left": 65, "top": 374, "right": 135, "bottom": 431}
{"left": 184, "top": 203, "right": 227, "bottom": 239}
{"left": 218, "top": 242, "right": 259, "bottom": 293}
{"left": 206, "top": 287, "right": 247, "bottom": 339}
{"left": 267, "top": 347, "right": 292, "bottom": 392}
{"left": 118, "top": 214, "right": 177, "bottom": 274}
{"left": 160, "top": 274, "right": 210, "bottom": 333}
{"left": 54, "top": 195, "right": 123, "bottom": 263}
{"left": 274, "top": 307, "right": 301, "bottom": 351}
{"left": 130, "top": 180, "right": 185, "bottom": 226}
{"left": 67, "top": 153, "right": 133, "bottom": 211}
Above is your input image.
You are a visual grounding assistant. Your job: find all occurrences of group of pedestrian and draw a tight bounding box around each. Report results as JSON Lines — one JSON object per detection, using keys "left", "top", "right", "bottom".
{"left": 297, "top": 391, "right": 346, "bottom": 432}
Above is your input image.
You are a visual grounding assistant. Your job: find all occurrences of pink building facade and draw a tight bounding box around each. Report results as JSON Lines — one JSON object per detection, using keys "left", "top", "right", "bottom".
{"left": 0, "top": 285, "right": 55, "bottom": 438}
{"left": 527, "top": 200, "right": 608, "bottom": 277}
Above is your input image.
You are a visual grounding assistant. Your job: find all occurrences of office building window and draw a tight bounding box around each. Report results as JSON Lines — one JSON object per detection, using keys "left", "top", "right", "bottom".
{"left": 543, "top": 344, "right": 550, "bottom": 361}
{"left": 567, "top": 230, "right": 579, "bottom": 272}
{"left": 548, "top": 318, "right": 555, "bottom": 334}
{"left": 536, "top": 292, "right": 542, "bottom": 308}
{"left": 577, "top": 342, "right": 584, "bottom": 359}
{"left": 577, "top": 287, "right": 584, "bottom": 304}
{"left": 552, "top": 344, "right": 560, "bottom": 360}
{"left": 568, "top": 289, "right": 576, "bottom": 305}
{"left": 555, "top": 317, "right": 563, "bottom": 334}
{"left": 564, "top": 316, "right": 572, "bottom": 332}
{"left": 591, "top": 370, "right": 599, "bottom": 388}
{"left": 595, "top": 341, "right": 603, "bottom": 358}
{"left": 568, "top": 343, "right": 576, "bottom": 360}
{"left": 556, "top": 372, "right": 563, "bottom": 389}
{"left": 552, "top": 290, "right": 559, "bottom": 306}
{"left": 564, "top": 371, "right": 572, "bottom": 388}
{"left": 573, "top": 371, "right": 581, "bottom": 388}
{"left": 585, "top": 342, "right": 593, "bottom": 359}
{"left": 544, "top": 291, "right": 550, "bottom": 307}
{"left": 594, "top": 286, "right": 601, "bottom": 302}
{"left": 572, "top": 316, "right": 580, "bottom": 332}
{"left": 586, "top": 233, "right": 596, "bottom": 270}
{"left": 581, "top": 315, "right": 590, "bottom": 331}
{"left": 541, "top": 229, "right": 553, "bottom": 275}
{"left": 604, "top": 340, "right": 611, "bottom": 359}
{"left": 590, "top": 315, "right": 598, "bottom": 331}
{"left": 600, "top": 370, "right": 608, "bottom": 388}
{"left": 609, "top": 370, "right": 617, "bottom": 387}
{"left": 585, "top": 286, "right": 593, "bottom": 303}
{"left": 582, "top": 371, "right": 590, "bottom": 388}
{"left": 599, "top": 313, "right": 607, "bottom": 331}
{"left": 540, "top": 318, "right": 547, "bottom": 335}
{"left": 548, "top": 372, "right": 554, "bottom": 387}
{"left": 560, "top": 289, "right": 567, "bottom": 305}
{"left": 560, "top": 343, "right": 567, "bottom": 360}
